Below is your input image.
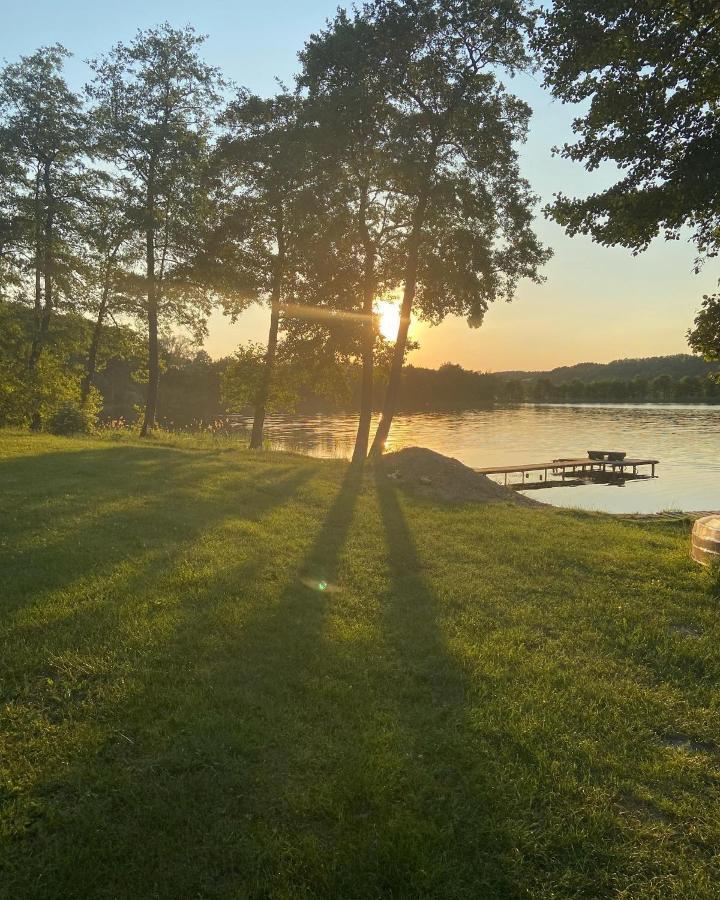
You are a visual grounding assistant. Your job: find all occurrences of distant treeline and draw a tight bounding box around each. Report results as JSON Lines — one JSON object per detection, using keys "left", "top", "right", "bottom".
{"left": 496, "top": 353, "right": 720, "bottom": 404}
{"left": 501, "top": 374, "right": 720, "bottom": 404}
{"left": 499, "top": 353, "right": 718, "bottom": 384}
{"left": 101, "top": 356, "right": 720, "bottom": 425}
{"left": 3, "top": 302, "right": 718, "bottom": 428}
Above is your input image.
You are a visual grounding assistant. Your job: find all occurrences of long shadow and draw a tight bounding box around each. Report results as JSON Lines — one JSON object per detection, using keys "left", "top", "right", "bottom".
{"left": 1, "top": 463, "right": 368, "bottom": 898}
{"left": 1, "top": 445, "right": 317, "bottom": 740}
{"left": 9, "top": 444, "right": 704, "bottom": 897}
{"left": 298, "top": 464, "right": 366, "bottom": 590}
{"left": 372, "top": 478, "right": 719, "bottom": 897}
{"left": 0, "top": 445, "right": 313, "bottom": 620}
{"left": 6, "top": 452, "right": 692, "bottom": 897}
{"left": 370, "top": 470, "right": 520, "bottom": 897}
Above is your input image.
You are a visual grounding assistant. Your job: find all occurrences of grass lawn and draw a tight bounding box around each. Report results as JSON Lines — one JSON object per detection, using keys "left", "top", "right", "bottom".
{"left": 1, "top": 430, "right": 719, "bottom": 898}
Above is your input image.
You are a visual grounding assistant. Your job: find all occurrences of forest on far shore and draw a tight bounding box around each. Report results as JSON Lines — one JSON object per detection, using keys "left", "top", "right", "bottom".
{"left": 5, "top": 301, "right": 713, "bottom": 428}
{"left": 99, "top": 352, "right": 720, "bottom": 426}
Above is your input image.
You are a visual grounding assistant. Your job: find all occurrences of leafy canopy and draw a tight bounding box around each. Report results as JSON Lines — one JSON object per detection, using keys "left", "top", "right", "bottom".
{"left": 87, "top": 24, "right": 224, "bottom": 340}
{"left": 535, "top": 1, "right": 720, "bottom": 265}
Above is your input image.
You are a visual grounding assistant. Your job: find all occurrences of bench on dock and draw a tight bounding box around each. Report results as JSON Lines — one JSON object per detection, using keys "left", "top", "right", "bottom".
{"left": 587, "top": 450, "right": 626, "bottom": 461}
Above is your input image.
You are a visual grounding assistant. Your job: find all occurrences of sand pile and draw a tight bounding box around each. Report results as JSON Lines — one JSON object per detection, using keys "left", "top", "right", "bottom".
{"left": 380, "top": 447, "right": 539, "bottom": 506}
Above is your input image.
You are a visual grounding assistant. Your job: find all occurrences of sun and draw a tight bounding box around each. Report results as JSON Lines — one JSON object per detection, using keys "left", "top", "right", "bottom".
{"left": 376, "top": 299, "right": 401, "bottom": 341}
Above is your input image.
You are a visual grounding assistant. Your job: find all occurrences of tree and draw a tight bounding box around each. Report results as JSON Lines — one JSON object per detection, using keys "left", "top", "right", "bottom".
{"left": 88, "top": 24, "right": 223, "bottom": 436}
{"left": 0, "top": 127, "right": 24, "bottom": 302}
{"left": 535, "top": 1, "right": 720, "bottom": 264}
{"left": 76, "top": 180, "right": 138, "bottom": 402}
{"left": 221, "top": 342, "right": 302, "bottom": 423}
{"left": 651, "top": 374, "right": 673, "bottom": 402}
{"left": 365, "top": 0, "right": 550, "bottom": 455}
{"left": 630, "top": 376, "right": 649, "bottom": 402}
{"left": 300, "top": 11, "right": 405, "bottom": 463}
{"left": 0, "top": 45, "right": 88, "bottom": 424}
{"left": 158, "top": 347, "right": 224, "bottom": 427}
{"left": 676, "top": 374, "right": 704, "bottom": 401}
{"left": 688, "top": 294, "right": 720, "bottom": 376}
{"left": 0, "top": 299, "right": 100, "bottom": 427}
{"left": 217, "top": 91, "right": 316, "bottom": 449}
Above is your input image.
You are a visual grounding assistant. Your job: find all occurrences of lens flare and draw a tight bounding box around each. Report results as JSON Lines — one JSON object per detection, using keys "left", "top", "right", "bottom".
{"left": 300, "top": 576, "right": 337, "bottom": 593}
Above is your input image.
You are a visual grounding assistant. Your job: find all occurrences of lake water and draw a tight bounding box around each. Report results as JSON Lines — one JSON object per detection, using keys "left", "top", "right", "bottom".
{"left": 248, "top": 404, "right": 719, "bottom": 514}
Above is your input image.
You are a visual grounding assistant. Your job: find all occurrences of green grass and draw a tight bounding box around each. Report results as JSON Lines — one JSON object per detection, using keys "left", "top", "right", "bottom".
{"left": 1, "top": 430, "right": 719, "bottom": 899}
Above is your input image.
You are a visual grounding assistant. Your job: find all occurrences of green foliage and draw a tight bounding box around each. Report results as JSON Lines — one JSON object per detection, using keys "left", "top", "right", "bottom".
{"left": 501, "top": 353, "right": 720, "bottom": 384}
{"left": 299, "top": 1, "right": 551, "bottom": 455}
{"left": 0, "top": 301, "right": 29, "bottom": 425}
{"left": 0, "top": 46, "right": 89, "bottom": 318}
{"left": 0, "top": 299, "right": 142, "bottom": 427}
{"left": 221, "top": 342, "right": 301, "bottom": 414}
{"left": 3, "top": 292, "right": 717, "bottom": 424}
{"left": 688, "top": 294, "right": 720, "bottom": 376}
{"left": 88, "top": 25, "right": 225, "bottom": 432}
{"left": 0, "top": 348, "right": 83, "bottom": 429}
{"left": 535, "top": 1, "right": 720, "bottom": 262}
{"left": 47, "top": 399, "right": 97, "bottom": 435}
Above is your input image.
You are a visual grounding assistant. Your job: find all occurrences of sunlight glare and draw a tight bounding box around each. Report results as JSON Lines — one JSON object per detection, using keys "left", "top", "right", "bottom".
{"left": 376, "top": 300, "right": 401, "bottom": 341}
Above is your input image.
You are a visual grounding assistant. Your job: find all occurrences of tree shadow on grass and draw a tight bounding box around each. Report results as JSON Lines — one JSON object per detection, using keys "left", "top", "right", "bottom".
{"left": 0, "top": 463, "right": 368, "bottom": 899}
{"left": 0, "top": 444, "right": 315, "bottom": 621}
{"left": 86, "top": 466, "right": 523, "bottom": 898}
{"left": 0, "top": 446, "right": 319, "bottom": 796}
{"left": 13, "top": 456, "right": 669, "bottom": 899}
{"left": 368, "top": 469, "right": 519, "bottom": 898}
{"left": 8, "top": 449, "right": 696, "bottom": 898}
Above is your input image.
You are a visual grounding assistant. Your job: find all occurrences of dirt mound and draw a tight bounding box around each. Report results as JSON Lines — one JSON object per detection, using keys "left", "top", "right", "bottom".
{"left": 379, "top": 447, "right": 539, "bottom": 506}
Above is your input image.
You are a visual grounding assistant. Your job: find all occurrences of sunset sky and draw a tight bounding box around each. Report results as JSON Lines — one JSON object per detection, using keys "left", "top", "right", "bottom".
{"left": 6, "top": 0, "right": 718, "bottom": 372}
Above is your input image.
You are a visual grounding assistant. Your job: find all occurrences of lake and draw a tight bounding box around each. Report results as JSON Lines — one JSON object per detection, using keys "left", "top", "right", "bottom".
{"left": 245, "top": 404, "right": 719, "bottom": 513}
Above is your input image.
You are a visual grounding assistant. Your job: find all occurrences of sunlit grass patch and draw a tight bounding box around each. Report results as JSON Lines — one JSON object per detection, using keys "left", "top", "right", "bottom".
{"left": 0, "top": 430, "right": 718, "bottom": 898}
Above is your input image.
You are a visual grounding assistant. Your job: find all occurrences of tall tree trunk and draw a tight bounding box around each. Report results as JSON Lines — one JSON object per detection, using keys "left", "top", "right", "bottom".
{"left": 27, "top": 259, "right": 43, "bottom": 373}
{"left": 29, "top": 160, "right": 54, "bottom": 430}
{"left": 250, "top": 220, "right": 285, "bottom": 450}
{"left": 81, "top": 280, "right": 110, "bottom": 403}
{"left": 369, "top": 189, "right": 429, "bottom": 458}
{"left": 140, "top": 175, "right": 158, "bottom": 438}
{"left": 27, "top": 172, "right": 43, "bottom": 373}
{"left": 351, "top": 231, "right": 376, "bottom": 464}
{"left": 249, "top": 295, "right": 280, "bottom": 449}
{"left": 141, "top": 298, "right": 160, "bottom": 435}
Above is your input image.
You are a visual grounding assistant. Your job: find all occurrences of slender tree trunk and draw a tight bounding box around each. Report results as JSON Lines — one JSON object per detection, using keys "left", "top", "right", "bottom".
{"left": 27, "top": 259, "right": 43, "bottom": 373}
{"left": 29, "top": 160, "right": 54, "bottom": 430}
{"left": 369, "top": 189, "right": 429, "bottom": 458}
{"left": 249, "top": 294, "right": 280, "bottom": 449}
{"left": 29, "top": 164, "right": 54, "bottom": 371}
{"left": 81, "top": 281, "right": 110, "bottom": 403}
{"left": 27, "top": 172, "right": 43, "bottom": 373}
{"left": 141, "top": 298, "right": 160, "bottom": 435}
{"left": 351, "top": 234, "right": 376, "bottom": 464}
{"left": 140, "top": 174, "right": 158, "bottom": 438}
{"left": 250, "top": 221, "right": 285, "bottom": 450}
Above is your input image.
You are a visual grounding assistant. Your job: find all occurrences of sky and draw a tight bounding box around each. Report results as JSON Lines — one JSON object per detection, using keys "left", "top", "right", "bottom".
{"left": 4, "top": 0, "right": 718, "bottom": 373}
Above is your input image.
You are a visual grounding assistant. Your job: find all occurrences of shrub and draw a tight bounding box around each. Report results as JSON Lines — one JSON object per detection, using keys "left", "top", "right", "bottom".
{"left": 47, "top": 402, "right": 96, "bottom": 436}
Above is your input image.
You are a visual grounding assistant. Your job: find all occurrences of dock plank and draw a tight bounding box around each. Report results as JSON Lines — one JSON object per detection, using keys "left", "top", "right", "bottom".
{"left": 476, "top": 458, "right": 659, "bottom": 476}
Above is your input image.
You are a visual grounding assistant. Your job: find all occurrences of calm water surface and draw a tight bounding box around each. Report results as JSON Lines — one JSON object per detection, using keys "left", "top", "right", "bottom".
{"left": 249, "top": 404, "right": 719, "bottom": 514}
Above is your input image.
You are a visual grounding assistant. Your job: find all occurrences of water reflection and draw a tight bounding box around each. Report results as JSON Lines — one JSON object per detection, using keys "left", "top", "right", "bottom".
{"left": 232, "top": 404, "right": 720, "bottom": 514}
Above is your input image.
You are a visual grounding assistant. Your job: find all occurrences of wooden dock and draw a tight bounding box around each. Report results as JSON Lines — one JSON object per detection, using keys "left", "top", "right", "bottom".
{"left": 476, "top": 457, "right": 659, "bottom": 488}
